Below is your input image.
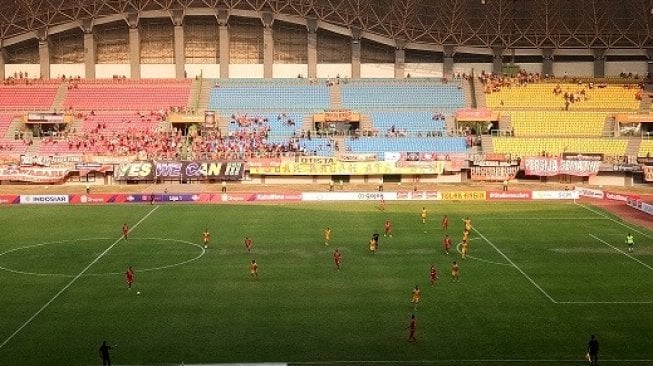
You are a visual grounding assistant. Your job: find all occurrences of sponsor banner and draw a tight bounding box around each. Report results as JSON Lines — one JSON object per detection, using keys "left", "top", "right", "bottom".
{"left": 455, "top": 107, "right": 499, "bottom": 122}
{"left": 115, "top": 161, "right": 245, "bottom": 181}
{"left": 575, "top": 188, "right": 605, "bottom": 199}
{"left": 87, "top": 155, "right": 138, "bottom": 164}
{"left": 604, "top": 191, "right": 640, "bottom": 202}
{"left": 245, "top": 158, "right": 282, "bottom": 168}
{"left": 445, "top": 160, "right": 465, "bottom": 172}
{"left": 523, "top": 157, "right": 601, "bottom": 177}
{"left": 288, "top": 156, "right": 336, "bottom": 165}
{"left": 637, "top": 157, "right": 653, "bottom": 165}
{"left": 0, "top": 195, "right": 20, "bottom": 204}
{"left": 27, "top": 112, "right": 66, "bottom": 124}
{"left": 0, "top": 166, "right": 70, "bottom": 183}
{"left": 220, "top": 193, "right": 303, "bottom": 202}
{"left": 302, "top": 192, "right": 396, "bottom": 201}
{"left": 69, "top": 194, "right": 125, "bottom": 204}
{"left": 396, "top": 191, "right": 441, "bottom": 200}
{"left": 644, "top": 166, "right": 653, "bottom": 182}
{"left": 531, "top": 191, "right": 580, "bottom": 200}
{"left": 469, "top": 152, "right": 513, "bottom": 163}
{"left": 470, "top": 166, "right": 519, "bottom": 181}
{"left": 20, "top": 195, "right": 69, "bottom": 204}
{"left": 611, "top": 164, "right": 643, "bottom": 172}
{"left": 487, "top": 191, "right": 532, "bottom": 200}
{"left": 562, "top": 153, "right": 604, "bottom": 161}
{"left": 440, "top": 191, "right": 487, "bottom": 201}
{"left": 384, "top": 152, "right": 402, "bottom": 162}
{"left": 627, "top": 200, "right": 653, "bottom": 216}
{"left": 338, "top": 153, "right": 378, "bottom": 162}
{"left": 249, "top": 160, "right": 445, "bottom": 176}
{"left": 20, "top": 154, "right": 84, "bottom": 167}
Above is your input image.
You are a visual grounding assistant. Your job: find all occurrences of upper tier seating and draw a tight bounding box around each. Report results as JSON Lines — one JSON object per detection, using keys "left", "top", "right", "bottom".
{"left": 64, "top": 79, "right": 191, "bottom": 111}
{"left": 0, "top": 84, "right": 59, "bottom": 109}
{"left": 486, "top": 83, "right": 640, "bottom": 110}
{"left": 346, "top": 137, "right": 467, "bottom": 160}
{"left": 506, "top": 111, "right": 609, "bottom": 137}
{"left": 0, "top": 114, "right": 15, "bottom": 136}
{"left": 369, "top": 111, "right": 448, "bottom": 134}
{"left": 492, "top": 137, "right": 628, "bottom": 157}
{"left": 81, "top": 112, "right": 162, "bottom": 135}
{"left": 639, "top": 140, "right": 653, "bottom": 157}
{"left": 209, "top": 84, "right": 330, "bottom": 110}
{"left": 342, "top": 83, "right": 464, "bottom": 109}
{"left": 0, "top": 140, "right": 29, "bottom": 156}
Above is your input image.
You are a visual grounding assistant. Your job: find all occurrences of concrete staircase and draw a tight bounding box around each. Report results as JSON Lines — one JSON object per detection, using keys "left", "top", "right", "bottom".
{"left": 444, "top": 115, "right": 457, "bottom": 135}
{"left": 4, "top": 117, "right": 25, "bottom": 139}
{"left": 68, "top": 117, "right": 84, "bottom": 134}
{"left": 602, "top": 115, "right": 617, "bottom": 137}
{"left": 359, "top": 114, "right": 373, "bottom": 131}
{"left": 51, "top": 83, "right": 69, "bottom": 112}
{"left": 195, "top": 79, "right": 213, "bottom": 112}
{"left": 625, "top": 137, "right": 642, "bottom": 156}
{"left": 498, "top": 114, "right": 513, "bottom": 131}
{"left": 302, "top": 115, "right": 314, "bottom": 131}
{"left": 480, "top": 135, "right": 494, "bottom": 153}
{"left": 473, "top": 77, "right": 487, "bottom": 108}
{"left": 639, "top": 94, "right": 651, "bottom": 112}
{"left": 461, "top": 78, "right": 474, "bottom": 108}
{"left": 25, "top": 139, "right": 41, "bottom": 155}
{"left": 329, "top": 83, "right": 342, "bottom": 109}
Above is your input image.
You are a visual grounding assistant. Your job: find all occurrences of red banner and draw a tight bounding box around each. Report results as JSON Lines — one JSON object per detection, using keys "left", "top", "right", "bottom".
{"left": 604, "top": 191, "right": 640, "bottom": 202}
{"left": 0, "top": 166, "right": 70, "bottom": 183}
{"left": 487, "top": 191, "right": 532, "bottom": 200}
{"left": 523, "top": 157, "right": 601, "bottom": 177}
{"left": 218, "top": 193, "right": 303, "bottom": 202}
{"left": 0, "top": 195, "right": 19, "bottom": 204}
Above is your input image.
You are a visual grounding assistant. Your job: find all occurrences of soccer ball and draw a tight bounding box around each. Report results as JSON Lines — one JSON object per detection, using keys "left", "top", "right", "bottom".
{"left": 136, "top": 291, "right": 141, "bottom": 295}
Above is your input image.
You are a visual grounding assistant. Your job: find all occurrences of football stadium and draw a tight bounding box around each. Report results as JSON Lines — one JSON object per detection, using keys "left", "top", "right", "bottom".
{"left": 0, "top": 0, "right": 652, "bottom": 365}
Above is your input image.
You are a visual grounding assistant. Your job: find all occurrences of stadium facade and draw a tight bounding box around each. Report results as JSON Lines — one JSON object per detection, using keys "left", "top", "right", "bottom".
{"left": 0, "top": 0, "right": 652, "bottom": 80}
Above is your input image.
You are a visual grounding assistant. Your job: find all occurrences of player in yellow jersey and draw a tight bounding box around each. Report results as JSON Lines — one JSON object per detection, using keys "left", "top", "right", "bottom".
{"left": 411, "top": 285, "right": 421, "bottom": 309}
{"left": 421, "top": 207, "right": 428, "bottom": 224}
{"left": 369, "top": 236, "right": 377, "bottom": 254}
{"left": 249, "top": 259, "right": 258, "bottom": 279}
{"left": 463, "top": 217, "right": 472, "bottom": 232}
{"left": 462, "top": 229, "right": 470, "bottom": 242}
{"left": 461, "top": 239, "right": 469, "bottom": 260}
{"left": 202, "top": 229, "right": 210, "bottom": 249}
{"left": 451, "top": 261, "right": 460, "bottom": 282}
{"left": 323, "top": 227, "right": 332, "bottom": 246}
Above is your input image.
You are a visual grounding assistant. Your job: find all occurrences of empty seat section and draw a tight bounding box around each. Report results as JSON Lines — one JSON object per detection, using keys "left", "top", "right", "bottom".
{"left": 492, "top": 137, "right": 628, "bottom": 157}
{"left": 81, "top": 112, "right": 162, "bottom": 135}
{"left": 346, "top": 137, "right": 467, "bottom": 160}
{"left": 506, "top": 111, "right": 608, "bottom": 136}
{"left": 639, "top": 140, "right": 653, "bottom": 157}
{"left": 209, "top": 85, "right": 329, "bottom": 110}
{"left": 0, "top": 84, "right": 59, "bottom": 109}
{"left": 342, "top": 84, "right": 464, "bottom": 109}
{"left": 369, "top": 111, "right": 448, "bottom": 134}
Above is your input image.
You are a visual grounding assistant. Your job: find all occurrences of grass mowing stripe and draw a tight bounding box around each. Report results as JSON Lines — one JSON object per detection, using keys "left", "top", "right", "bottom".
{"left": 0, "top": 205, "right": 160, "bottom": 350}
{"left": 589, "top": 234, "right": 653, "bottom": 272}
{"left": 576, "top": 203, "right": 653, "bottom": 240}
{"left": 470, "top": 224, "right": 557, "bottom": 303}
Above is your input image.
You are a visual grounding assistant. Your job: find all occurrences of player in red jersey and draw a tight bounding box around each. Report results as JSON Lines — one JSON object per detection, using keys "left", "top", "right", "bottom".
{"left": 125, "top": 266, "right": 134, "bottom": 289}
{"left": 122, "top": 223, "right": 129, "bottom": 240}
{"left": 430, "top": 264, "right": 439, "bottom": 286}
{"left": 441, "top": 215, "right": 449, "bottom": 231}
{"left": 333, "top": 249, "right": 342, "bottom": 271}
{"left": 202, "top": 229, "right": 210, "bottom": 249}
{"left": 244, "top": 236, "right": 253, "bottom": 253}
{"left": 443, "top": 234, "right": 452, "bottom": 255}
{"left": 407, "top": 314, "right": 417, "bottom": 342}
{"left": 384, "top": 219, "right": 393, "bottom": 237}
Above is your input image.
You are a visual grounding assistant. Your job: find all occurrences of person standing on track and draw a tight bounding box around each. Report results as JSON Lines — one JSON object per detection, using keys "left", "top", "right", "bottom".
{"left": 587, "top": 334, "right": 599, "bottom": 365}
{"left": 99, "top": 340, "right": 114, "bottom": 366}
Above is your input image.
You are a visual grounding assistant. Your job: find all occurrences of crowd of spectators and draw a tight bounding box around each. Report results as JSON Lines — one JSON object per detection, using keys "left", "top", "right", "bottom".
{"left": 480, "top": 69, "right": 544, "bottom": 94}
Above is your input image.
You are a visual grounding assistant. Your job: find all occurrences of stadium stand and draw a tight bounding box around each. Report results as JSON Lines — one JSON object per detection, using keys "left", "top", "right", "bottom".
{"left": 505, "top": 111, "right": 609, "bottom": 137}
{"left": 81, "top": 112, "right": 163, "bottom": 135}
{"left": 639, "top": 140, "right": 653, "bottom": 157}
{"left": 492, "top": 137, "right": 628, "bottom": 157}
{"left": 346, "top": 137, "right": 467, "bottom": 160}
{"left": 63, "top": 79, "right": 192, "bottom": 111}
{"left": 341, "top": 82, "right": 464, "bottom": 109}
{"left": 368, "top": 111, "right": 448, "bottom": 135}
{"left": 0, "top": 83, "right": 60, "bottom": 109}
{"left": 227, "top": 112, "right": 304, "bottom": 138}
{"left": 209, "top": 83, "right": 330, "bottom": 110}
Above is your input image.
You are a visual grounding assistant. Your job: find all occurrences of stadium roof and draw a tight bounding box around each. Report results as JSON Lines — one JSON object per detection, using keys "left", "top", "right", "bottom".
{"left": 0, "top": 0, "right": 652, "bottom": 49}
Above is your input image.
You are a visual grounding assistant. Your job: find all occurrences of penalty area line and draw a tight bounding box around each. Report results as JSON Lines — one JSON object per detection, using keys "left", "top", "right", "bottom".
{"left": 0, "top": 205, "right": 160, "bottom": 350}
{"left": 576, "top": 202, "right": 653, "bottom": 240}
{"left": 589, "top": 234, "right": 653, "bottom": 272}
{"left": 470, "top": 224, "right": 557, "bottom": 304}
{"left": 290, "top": 359, "right": 653, "bottom": 364}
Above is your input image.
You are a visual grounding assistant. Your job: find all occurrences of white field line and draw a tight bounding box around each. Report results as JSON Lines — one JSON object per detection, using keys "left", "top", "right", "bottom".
{"left": 576, "top": 202, "right": 653, "bottom": 240}
{"left": 556, "top": 300, "right": 653, "bottom": 304}
{"left": 291, "top": 359, "right": 653, "bottom": 364}
{"left": 470, "top": 224, "right": 557, "bottom": 303}
{"left": 589, "top": 234, "right": 653, "bottom": 272}
{"left": 0, "top": 205, "right": 160, "bottom": 350}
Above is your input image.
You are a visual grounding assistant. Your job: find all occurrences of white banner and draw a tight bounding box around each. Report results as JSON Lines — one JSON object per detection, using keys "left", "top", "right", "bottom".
{"left": 532, "top": 190, "right": 580, "bottom": 200}
{"left": 627, "top": 200, "right": 653, "bottom": 216}
{"left": 20, "top": 195, "right": 69, "bottom": 204}
{"left": 302, "top": 192, "right": 397, "bottom": 201}
{"left": 575, "top": 188, "right": 605, "bottom": 199}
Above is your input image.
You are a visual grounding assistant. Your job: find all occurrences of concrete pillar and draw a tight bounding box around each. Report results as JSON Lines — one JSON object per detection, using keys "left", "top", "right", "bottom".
{"left": 307, "top": 18, "right": 318, "bottom": 79}
{"left": 542, "top": 48, "right": 554, "bottom": 77}
{"left": 174, "top": 25, "right": 185, "bottom": 78}
{"left": 0, "top": 46, "right": 6, "bottom": 81}
{"left": 219, "top": 25, "right": 229, "bottom": 78}
{"left": 443, "top": 45, "right": 455, "bottom": 78}
{"left": 126, "top": 13, "right": 140, "bottom": 79}
{"left": 83, "top": 32, "right": 96, "bottom": 79}
{"left": 82, "top": 20, "right": 96, "bottom": 79}
{"left": 394, "top": 39, "right": 405, "bottom": 79}
{"left": 263, "top": 27, "right": 273, "bottom": 78}
{"left": 593, "top": 48, "right": 606, "bottom": 78}
{"left": 492, "top": 46, "right": 503, "bottom": 75}
{"left": 36, "top": 28, "right": 50, "bottom": 79}
{"left": 351, "top": 27, "right": 362, "bottom": 79}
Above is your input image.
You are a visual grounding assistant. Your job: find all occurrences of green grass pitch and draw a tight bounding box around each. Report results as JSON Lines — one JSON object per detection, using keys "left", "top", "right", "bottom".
{"left": 0, "top": 201, "right": 651, "bottom": 365}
